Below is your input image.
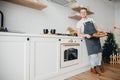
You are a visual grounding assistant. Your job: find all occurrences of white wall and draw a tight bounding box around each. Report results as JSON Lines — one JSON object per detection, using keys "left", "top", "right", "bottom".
{"left": 114, "top": 0, "right": 120, "bottom": 47}
{"left": 0, "top": 0, "right": 76, "bottom": 33}
{"left": 0, "top": 0, "right": 115, "bottom": 34}
{"left": 115, "top": 0, "right": 120, "bottom": 27}
{"left": 78, "top": 0, "right": 115, "bottom": 31}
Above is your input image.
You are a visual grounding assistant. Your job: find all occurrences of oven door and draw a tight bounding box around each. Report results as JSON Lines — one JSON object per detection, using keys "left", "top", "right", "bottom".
{"left": 60, "top": 43, "right": 80, "bottom": 68}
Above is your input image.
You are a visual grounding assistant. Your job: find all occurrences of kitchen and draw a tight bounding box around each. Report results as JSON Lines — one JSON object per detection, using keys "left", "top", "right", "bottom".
{"left": 0, "top": 0, "right": 120, "bottom": 80}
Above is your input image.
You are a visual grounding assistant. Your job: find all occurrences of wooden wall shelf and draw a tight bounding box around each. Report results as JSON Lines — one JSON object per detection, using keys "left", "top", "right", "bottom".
{"left": 3, "top": 0, "right": 47, "bottom": 10}
{"left": 68, "top": 15, "right": 81, "bottom": 20}
{"left": 72, "top": 6, "right": 94, "bottom": 15}
{"left": 68, "top": 6, "right": 94, "bottom": 20}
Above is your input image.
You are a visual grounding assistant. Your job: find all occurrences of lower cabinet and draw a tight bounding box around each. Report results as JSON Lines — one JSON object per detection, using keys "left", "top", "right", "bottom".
{"left": 29, "top": 37, "right": 59, "bottom": 80}
{"left": 0, "top": 36, "right": 30, "bottom": 80}
{"left": 0, "top": 35, "right": 59, "bottom": 80}
{"left": 0, "top": 35, "right": 88, "bottom": 80}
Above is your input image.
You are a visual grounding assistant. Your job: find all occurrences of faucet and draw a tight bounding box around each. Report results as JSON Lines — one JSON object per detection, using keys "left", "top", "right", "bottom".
{"left": 0, "top": 10, "right": 8, "bottom": 32}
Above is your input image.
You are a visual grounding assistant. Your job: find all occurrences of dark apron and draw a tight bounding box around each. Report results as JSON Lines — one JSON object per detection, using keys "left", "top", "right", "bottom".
{"left": 84, "top": 21, "right": 102, "bottom": 55}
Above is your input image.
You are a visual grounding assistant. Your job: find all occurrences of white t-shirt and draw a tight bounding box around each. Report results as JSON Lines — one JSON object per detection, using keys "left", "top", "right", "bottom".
{"left": 76, "top": 18, "right": 95, "bottom": 33}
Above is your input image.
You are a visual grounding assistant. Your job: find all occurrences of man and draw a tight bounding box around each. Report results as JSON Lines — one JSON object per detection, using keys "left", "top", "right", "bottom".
{"left": 76, "top": 8, "right": 105, "bottom": 74}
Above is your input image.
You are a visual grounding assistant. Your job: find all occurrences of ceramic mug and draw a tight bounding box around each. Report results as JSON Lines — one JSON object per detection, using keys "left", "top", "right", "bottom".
{"left": 43, "top": 29, "right": 49, "bottom": 34}
{"left": 50, "top": 29, "right": 56, "bottom": 34}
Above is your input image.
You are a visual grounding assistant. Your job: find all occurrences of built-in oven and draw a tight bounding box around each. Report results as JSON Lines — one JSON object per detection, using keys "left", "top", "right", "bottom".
{"left": 60, "top": 38, "right": 80, "bottom": 68}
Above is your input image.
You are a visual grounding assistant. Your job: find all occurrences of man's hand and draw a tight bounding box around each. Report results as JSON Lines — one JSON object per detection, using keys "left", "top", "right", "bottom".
{"left": 85, "top": 34, "right": 91, "bottom": 38}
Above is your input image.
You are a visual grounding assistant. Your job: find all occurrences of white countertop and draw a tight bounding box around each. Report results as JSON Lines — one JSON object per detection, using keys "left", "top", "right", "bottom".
{"left": 0, "top": 32, "right": 82, "bottom": 39}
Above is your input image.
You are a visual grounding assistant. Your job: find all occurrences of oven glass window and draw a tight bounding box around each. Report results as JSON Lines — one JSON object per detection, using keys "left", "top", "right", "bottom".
{"left": 64, "top": 48, "right": 78, "bottom": 62}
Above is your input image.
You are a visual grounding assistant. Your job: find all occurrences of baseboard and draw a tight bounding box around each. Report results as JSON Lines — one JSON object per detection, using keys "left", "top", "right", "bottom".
{"left": 48, "top": 65, "right": 90, "bottom": 80}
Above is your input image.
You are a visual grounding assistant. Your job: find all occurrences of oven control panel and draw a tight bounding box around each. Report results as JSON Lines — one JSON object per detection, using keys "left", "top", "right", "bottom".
{"left": 59, "top": 38, "right": 81, "bottom": 43}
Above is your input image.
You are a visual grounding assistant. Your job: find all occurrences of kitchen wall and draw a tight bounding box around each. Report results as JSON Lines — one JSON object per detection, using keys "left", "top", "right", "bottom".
{"left": 114, "top": 0, "right": 120, "bottom": 47}
{"left": 115, "top": 0, "right": 120, "bottom": 27}
{"left": 77, "top": 0, "right": 115, "bottom": 31}
{"left": 0, "top": 0, "right": 115, "bottom": 34}
{"left": 0, "top": 0, "right": 76, "bottom": 33}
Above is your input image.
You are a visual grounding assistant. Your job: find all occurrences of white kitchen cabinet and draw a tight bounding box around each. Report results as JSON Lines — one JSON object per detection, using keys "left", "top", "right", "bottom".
{"left": 0, "top": 35, "right": 59, "bottom": 80}
{"left": 29, "top": 37, "right": 59, "bottom": 80}
{"left": 0, "top": 33, "right": 90, "bottom": 80}
{"left": 0, "top": 36, "right": 30, "bottom": 80}
{"left": 80, "top": 39, "right": 90, "bottom": 66}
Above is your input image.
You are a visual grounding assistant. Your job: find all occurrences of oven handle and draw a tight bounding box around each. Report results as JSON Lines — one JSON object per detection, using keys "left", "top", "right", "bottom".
{"left": 61, "top": 43, "right": 80, "bottom": 46}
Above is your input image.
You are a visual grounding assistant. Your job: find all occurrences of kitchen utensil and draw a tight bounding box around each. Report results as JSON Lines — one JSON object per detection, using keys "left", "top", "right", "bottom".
{"left": 0, "top": 10, "right": 8, "bottom": 32}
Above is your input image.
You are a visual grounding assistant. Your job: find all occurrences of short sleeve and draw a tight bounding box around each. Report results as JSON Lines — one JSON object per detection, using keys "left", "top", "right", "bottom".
{"left": 90, "top": 18, "right": 95, "bottom": 23}
{"left": 76, "top": 21, "right": 84, "bottom": 33}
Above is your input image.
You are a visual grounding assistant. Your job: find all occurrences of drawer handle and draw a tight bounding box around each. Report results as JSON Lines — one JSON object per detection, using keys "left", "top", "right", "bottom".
{"left": 27, "top": 38, "right": 30, "bottom": 41}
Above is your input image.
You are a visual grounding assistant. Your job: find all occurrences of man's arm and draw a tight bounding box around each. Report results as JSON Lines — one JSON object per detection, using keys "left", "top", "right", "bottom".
{"left": 77, "top": 28, "right": 91, "bottom": 38}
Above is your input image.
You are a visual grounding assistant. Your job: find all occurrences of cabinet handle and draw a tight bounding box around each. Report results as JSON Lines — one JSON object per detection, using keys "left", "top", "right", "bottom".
{"left": 59, "top": 39, "right": 61, "bottom": 41}
{"left": 27, "top": 38, "right": 30, "bottom": 41}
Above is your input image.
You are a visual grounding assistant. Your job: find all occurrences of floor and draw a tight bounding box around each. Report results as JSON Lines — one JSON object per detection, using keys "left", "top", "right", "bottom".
{"left": 66, "top": 64, "right": 120, "bottom": 80}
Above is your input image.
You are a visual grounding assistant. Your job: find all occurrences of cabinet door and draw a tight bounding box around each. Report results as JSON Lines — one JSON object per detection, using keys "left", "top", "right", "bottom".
{"left": 30, "top": 38, "right": 59, "bottom": 80}
{"left": 0, "top": 36, "right": 29, "bottom": 80}
{"left": 80, "top": 39, "right": 90, "bottom": 66}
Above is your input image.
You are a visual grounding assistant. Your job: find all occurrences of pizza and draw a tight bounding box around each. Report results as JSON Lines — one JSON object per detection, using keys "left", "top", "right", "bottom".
{"left": 92, "top": 32, "right": 107, "bottom": 37}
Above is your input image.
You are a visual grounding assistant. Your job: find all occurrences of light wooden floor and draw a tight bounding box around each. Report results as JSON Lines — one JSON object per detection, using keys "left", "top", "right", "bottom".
{"left": 66, "top": 64, "right": 120, "bottom": 80}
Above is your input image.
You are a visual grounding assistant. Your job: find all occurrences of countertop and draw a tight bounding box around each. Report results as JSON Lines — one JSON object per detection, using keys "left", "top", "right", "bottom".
{"left": 0, "top": 32, "right": 83, "bottom": 39}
